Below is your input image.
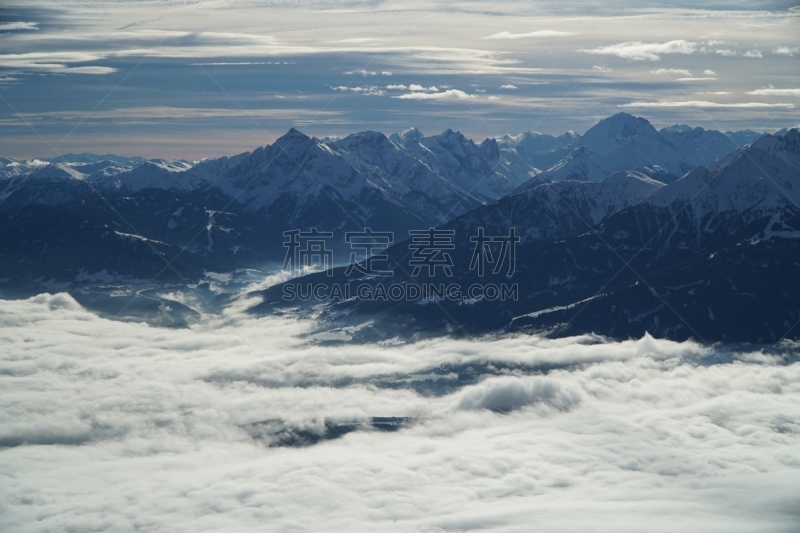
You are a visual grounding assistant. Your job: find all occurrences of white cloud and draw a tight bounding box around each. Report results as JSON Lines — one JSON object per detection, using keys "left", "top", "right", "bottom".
{"left": 622, "top": 100, "right": 794, "bottom": 108}
{"left": 61, "top": 66, "right": 118, "bottom": 75}
{"left": 483, "top": 30, "right": 576, "bottom": 40}
{"left": 744, "top": 50, "right": 763, "bottom": 58}
{"left": 591, "top": 65, "right": 612, "bottom": 72}
{"left": 0, "top": 52, "right": 117, "bottom": 75}
{"left": 487, "top": 95, "right": 501, "bottom": 100}
{"left": 747, "top": 86, "right": 800, "bottom": 97}
{"left": 716, "top": 49, "right": 737, "bottom": 56}
{"left": 651, "top": 68, "right": 692, "bottom": 76}
{"left": 0, "top": 22, "right": 38, "bottom": 31}
{"left": 345, "top": 69, "right": 377, "bottom": 76}
{"left": 331, "top": 38, "right": 381, "bottom": 44}
{"left": 704, "top": 69, "right": 716, "bottom": 76}
{"left": 408, "top": 84, "right": 438, "bottom": 92}
{"left": 332, "top": 85, "right": 384, "bottom": 95}
{"left": 1, "top": 293, "right": 799, "bottom": 532}
{"left": 386, "top": 84, "right": 407, "bottom": 90}
{"left": 499, "top": 84, "right": 518, "bottom": 89}
{"left": 381, "top": 71, "right": 392, "bottom": 76}
{"left": 773, "top": 46, "right": 800, "bottom": 57}
{"left": 579, "top": 40, "right": 696, "bottom": 61}
{"left": 395, "top": 89, "right": 475, "bottom": 101}
{"left": 674, "top": 77, "right": 717, "bottom": 81}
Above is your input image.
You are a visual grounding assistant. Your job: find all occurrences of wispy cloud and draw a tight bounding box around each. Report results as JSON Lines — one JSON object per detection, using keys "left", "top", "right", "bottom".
{"left": 744, "top": 50, "right": 763, "bottom": 58}
{"left": 622, "top": 100, "right": 794, "bottom": 108}
{"left": 747, "top": 87, "right": 800, "bottom": 97}
{"left": 386, "top": 84, "right": 407, "bottom": 90}
{"left": 579, "top": 40, "right": 696, "bottom": 61}
{"left": 345, "top": 69, "right": 377, "bottom": 76}
{"left": 773, "top": 46, "right": 800, "bottom": 57}
{"left": 394, "top": 89, "right": 475, "bottom": 101}
{"left": 651, "top": 68, "right": 692, "bottom": 76}
{"left": 715, "top": 49, "right": 737, "bottom": 56}
{"left": 591, "top": 65, "right": 611, "bottom": 73}
{"left": 332, "top": 85, "right": 384, "bottom": 95}
{"left": 0, "top": 22, "right": 38, "bottom": 31}
{"left": 409, "top": 84, "right": 438, "bottom": 92}
{"left": 483, "top": 30, "right": 576, "bottom": 40}
{"left": 0, "top": 52, "right": 117, "bottom": 74}
{"left": 499, "top": 84, "right": 517, "bottom": 89}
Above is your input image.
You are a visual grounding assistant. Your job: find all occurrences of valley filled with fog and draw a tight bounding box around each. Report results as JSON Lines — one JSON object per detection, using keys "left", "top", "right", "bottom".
{"left": 2, "top": 279, "right": 799, "bottom": 532}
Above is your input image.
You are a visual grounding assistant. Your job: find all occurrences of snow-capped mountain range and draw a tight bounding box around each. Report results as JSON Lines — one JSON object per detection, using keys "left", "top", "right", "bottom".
{"left": 2, "top": 113, "right": 798, "bottom": 344}
{"left": 257, "top": 127, "right": 800, "bottom": 344}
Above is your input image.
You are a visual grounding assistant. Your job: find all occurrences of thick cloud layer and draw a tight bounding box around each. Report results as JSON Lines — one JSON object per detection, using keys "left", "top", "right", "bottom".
{"left": 1, "top": 292, "right": 799, "bottom": 532}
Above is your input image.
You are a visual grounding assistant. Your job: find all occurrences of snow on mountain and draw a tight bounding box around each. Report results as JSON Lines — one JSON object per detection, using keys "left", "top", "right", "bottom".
{"left": 659, "top": 124, "right": 739, "bottom": 167}
{"left": 394, "top": 128, "right": 534, "bottom": 202}
{"left": 89, "top": 160, "right": 192, "bottom": 193}
{"left": 171, "top": 152, "right": 251, "bottom": 192}
{"left": 495, "top": 130, "right": 579, "bottom": 152}
{"left": 0, "top": 163, "right": 94, "bottom": 210}
{"left": 260, "top": 137, "right": 800, "bottom": 343}
{"left": 578, "top": 112, "right": 693, "bottom": 178}
{"left": 511, "top": 113, "right": 718, "bottom": 188}
{"left": 0, "top": 158, "right": 49, "bottom": 179}
{"left": 580, "top": 113, "right": 661, "bottom": 156}
{"left": 724, "top": 129, "right": 766, "bottom": 148}
{"left": 0, "top": 156, "right": 195, "bottom": 210}
{"left": 519, "top": 146, "right": 609, "bottom": 186}
{"left": 774, "top": 126, "right": 800, "bottom": 137}
{"left": 450, "top": 170, "right": 663, "bottom": 244}
{"left": 212, "top": 128, "right": 373, "bottom": 211}
{"left": 642, "top": 130, "right": 800, "bottom": 242}
{"left": 327, "top": 130, "right": 475, "bottom": 221}
{"left": 388, "top": 127, "right": 424, "bottom": 144}
{"left": 750, "top": 128, "right": 800, "bottom": 169}
{"left": 191, "top": 127, "right": 538, "bottom": 230}
{"left": 494, "top": 130, "right": 580, "bottom": 176}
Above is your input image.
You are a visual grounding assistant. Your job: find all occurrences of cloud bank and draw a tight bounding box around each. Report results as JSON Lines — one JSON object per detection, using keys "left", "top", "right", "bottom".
{"left": 1, "top": 292, "right": 799, "bottom": 531}
{"left": 579, "top": 40, "right": 696, "bottom": 61}
{"left": 483, "top": 30, "right": 576, "bottom": 40}
{"left": 394, "top": 89, "right": 475, "bottom": 100}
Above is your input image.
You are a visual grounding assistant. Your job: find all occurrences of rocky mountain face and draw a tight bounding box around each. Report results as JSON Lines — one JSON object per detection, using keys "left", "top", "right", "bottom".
{"left": 257, "top": 129, "right": 800, "bottom": 344}
{"left": 0, "top": 127, "right": 535, "bottom": 282}
{"left": 2, "top": 117, "right": 796, "bottom": 344}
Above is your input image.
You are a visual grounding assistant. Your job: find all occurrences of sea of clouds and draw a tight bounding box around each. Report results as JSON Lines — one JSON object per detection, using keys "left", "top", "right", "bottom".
{"left": 1, "top": 291, "right": 799, "bottom": 532}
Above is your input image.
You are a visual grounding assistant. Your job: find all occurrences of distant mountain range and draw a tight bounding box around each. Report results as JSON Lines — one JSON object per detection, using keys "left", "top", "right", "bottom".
{"left": 2, "top": 114, "right": 798, "bottom": 343}
{"left": 256, "top": 127, "right": 800, "bottom": 344}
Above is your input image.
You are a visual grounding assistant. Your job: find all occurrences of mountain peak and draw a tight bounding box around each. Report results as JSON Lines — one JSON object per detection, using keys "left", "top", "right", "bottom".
{"left": 592, "top": 112, "right": 657, "bottom": 138}
{"left": 661, "top": 124, "right": 693, "bottom": 134}
{"left": 579, "top": 113, "right": 661, "bottom": 157}
{"left": 280, "top": 127, "right": 309, "bottom": 139}
{"left": 273, "top": 127, "right": 315, "bottom": 154}
{"left": 390, "top": 127, "right": 424, "bottom": 144}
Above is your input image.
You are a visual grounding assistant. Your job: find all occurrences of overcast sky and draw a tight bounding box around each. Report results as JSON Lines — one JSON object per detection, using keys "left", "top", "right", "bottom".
{"left": 0, "top": 0, "right": 799, "bottom": 159}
